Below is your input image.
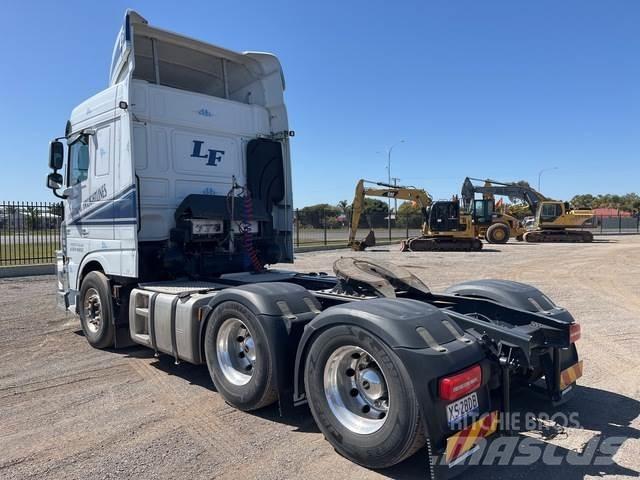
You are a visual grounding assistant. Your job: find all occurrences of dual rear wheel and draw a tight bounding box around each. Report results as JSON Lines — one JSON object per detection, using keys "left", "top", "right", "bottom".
{"left": 202, "top": 308, "right": 426, "bottom": 468}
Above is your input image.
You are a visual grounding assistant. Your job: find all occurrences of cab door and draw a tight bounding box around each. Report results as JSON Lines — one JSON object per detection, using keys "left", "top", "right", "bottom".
{"left": 64, "top": 134, "right": 92, "bottom": 291}
{"left": 473, "top": 199, "right": 494, "bottom": 225}
{"left": 64, "top": 124, "right": 116, "bottom": 291}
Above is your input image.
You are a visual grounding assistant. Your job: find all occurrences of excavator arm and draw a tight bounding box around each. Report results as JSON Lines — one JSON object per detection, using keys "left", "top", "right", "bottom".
{"left": 461, "top": 177, "right": 549, "bottom": 213}
{"left": 348, "top": 179, "right": 432, "bottom": 250}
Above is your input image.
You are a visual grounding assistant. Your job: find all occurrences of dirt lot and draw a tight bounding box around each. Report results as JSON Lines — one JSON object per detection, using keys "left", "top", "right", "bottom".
{"left": 1, "top": 235, "right": 639, "bottom": 479}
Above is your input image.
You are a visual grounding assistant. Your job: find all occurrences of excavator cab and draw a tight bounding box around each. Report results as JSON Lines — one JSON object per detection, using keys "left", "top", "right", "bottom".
{"left": 471, "top": 198, "right": 495, "bottom": 225}
{"left": 428, "top": 201, "right": 463, "bottom": 232}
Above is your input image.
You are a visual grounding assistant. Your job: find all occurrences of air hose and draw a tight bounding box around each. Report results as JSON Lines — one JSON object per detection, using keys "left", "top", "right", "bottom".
{"left": 241, "top": 190, "right": 264, "bottom": 272}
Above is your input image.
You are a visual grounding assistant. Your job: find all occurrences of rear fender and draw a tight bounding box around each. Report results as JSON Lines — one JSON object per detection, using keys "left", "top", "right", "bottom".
{"left": 444, "top": 279, "right": 574, "bottom": 321}
{"left": 200, "top": 282, "right": 321, "bottom": 412}
{"left": 292, "top": 297, "right": 491, "bottom": 452}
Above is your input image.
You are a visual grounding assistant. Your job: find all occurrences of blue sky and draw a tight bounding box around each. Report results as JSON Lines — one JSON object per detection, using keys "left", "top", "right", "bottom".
{"left": 1, "top": 0, "right": 638, "bottom": 206}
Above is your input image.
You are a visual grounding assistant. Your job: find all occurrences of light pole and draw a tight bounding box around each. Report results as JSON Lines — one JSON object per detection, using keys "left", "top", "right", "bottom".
{"left": 385, "top": 140, "right": 404, "bottom": 240}
{"left": 537, "top": 167, "right": 558, "bottom": 192}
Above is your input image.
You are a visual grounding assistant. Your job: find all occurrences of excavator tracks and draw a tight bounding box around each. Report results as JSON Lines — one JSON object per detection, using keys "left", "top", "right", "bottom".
{"left": 401, "top": 236, "right": 483, "bottom": 252}
{"left": 523, "top": 230, "right": 593, "bottom": 243}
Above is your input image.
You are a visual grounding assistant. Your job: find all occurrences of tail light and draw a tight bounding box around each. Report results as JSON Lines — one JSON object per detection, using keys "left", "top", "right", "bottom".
{"left": 439, "top": 364, "right": 482, "bottom": 401}
{"left": 569, "top": 323, "right": 581, "bottom": 343}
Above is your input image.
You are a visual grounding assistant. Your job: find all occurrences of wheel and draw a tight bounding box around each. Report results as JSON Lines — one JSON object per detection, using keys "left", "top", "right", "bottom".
{"left": 204, "top": 301, "right": 278, "bottom": 411}
{"left": 582, "top": 231, "right": 593, "bottom": 243}
{"left": 486, "top": 223, "right": 510, "bottom": 244}
{"left": 304, "top": 325, "right": 426, "bottom": 469}
{"left": 78, "top": 271, "right": 115, "bottom": 348}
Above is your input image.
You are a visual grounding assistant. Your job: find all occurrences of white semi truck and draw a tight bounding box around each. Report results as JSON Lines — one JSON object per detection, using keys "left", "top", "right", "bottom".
{"left": 47, "top": 11, "right": 583, "bottom": 476}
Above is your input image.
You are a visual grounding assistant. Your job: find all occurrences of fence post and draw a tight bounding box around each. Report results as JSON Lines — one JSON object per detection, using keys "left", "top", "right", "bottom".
{"left": 295, "top": 208, "right": 300, "bottom": 248}
{"left": 619, "top": 214, "right": 622, "bottom": 234}
{"left": 323, "top": 209, "right": 328, "bottom": 246}
{"left": 405, "top": 214, "right": 409, "bottom": 239}
{"left": 600, "top": 216, "right": 603, "bottom": 234}
{"left": 637, "top": 214, "right": 639, "bottom": 233}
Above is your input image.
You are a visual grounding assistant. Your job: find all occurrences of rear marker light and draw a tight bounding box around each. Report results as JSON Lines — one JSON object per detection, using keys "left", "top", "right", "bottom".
{"left": 439, "top": 365, "right": 482, "bottom": 401}
{"left": 569, "top": 323, "right": 581, "bottom": 343}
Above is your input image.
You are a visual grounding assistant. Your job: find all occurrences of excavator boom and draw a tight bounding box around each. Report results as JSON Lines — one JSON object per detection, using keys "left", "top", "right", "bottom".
{"left": 461, "top": 177, "right": 549, "bottom": 213}
{"left": 348, "top": 179, "right": 481, "bottom": 251}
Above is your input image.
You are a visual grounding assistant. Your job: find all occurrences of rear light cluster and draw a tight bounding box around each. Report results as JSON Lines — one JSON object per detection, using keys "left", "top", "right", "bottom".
{"left": 569, "top": 323, "right": 581, "bottom": 343}
{"left": 439, "top": 364, "right": 482, "bottom": 401}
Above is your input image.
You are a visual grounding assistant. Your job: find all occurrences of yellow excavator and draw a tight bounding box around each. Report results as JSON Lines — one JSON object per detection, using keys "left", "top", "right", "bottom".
{"left": 461, "top": 177, "right": 595, "bottom": 243}
{"left": 348, "top": 179, "right": 482, "bottom": 251}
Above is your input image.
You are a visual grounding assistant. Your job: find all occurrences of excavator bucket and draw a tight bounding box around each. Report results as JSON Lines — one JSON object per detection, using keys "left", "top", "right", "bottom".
{"left": 350, "top": 230, "right": 376, "bottom": 251}
{"left": 360, "top": 230, "right": 376, "bottom": 249}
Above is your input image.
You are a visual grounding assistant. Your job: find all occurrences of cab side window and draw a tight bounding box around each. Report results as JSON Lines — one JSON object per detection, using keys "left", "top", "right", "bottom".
{"left": 541, "top": 203, "right": 561, "bottom": 221}
{"left": 68, "top": 136, "right": 90, "bottom": 186}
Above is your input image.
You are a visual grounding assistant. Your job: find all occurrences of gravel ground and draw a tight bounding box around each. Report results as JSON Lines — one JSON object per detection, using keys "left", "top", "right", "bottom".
{"left": 1, "top": 235, "right": 639, "bottom": 479}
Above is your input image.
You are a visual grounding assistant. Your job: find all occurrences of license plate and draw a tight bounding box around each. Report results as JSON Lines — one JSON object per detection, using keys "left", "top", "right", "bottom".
{"left": 191, "top": 219, "right": 223, "bottom": 235}
{"left": 446, "top": 392, "right": 479, "bottom": 425}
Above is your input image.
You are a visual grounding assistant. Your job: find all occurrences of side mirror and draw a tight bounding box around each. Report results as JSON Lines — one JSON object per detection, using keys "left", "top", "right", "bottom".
{"left": 49, "top": 141, "right": 64, "bottom": 170}
{"left": 47, "top": 172, "right": 64, "bottom": 190}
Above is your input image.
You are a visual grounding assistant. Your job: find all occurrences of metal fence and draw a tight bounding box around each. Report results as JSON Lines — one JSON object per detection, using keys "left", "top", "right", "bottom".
{"left": 1, "top": 203, "right": 638, "bottom": 266}
{"left": 0, "top": 202, "right": 63, "bottom": 266}
{"left": 293, "top": 209, "right": 640, "bottom": 248}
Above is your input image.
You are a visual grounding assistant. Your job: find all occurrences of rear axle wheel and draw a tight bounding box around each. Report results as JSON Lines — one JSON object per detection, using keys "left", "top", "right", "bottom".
{"left": 304, "top": 325, "right": 426, "bottom": 468}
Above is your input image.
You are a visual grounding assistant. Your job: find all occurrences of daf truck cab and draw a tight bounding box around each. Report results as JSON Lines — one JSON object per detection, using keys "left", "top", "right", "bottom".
{"left": 46, "top": 12, "right": 583, "bottom": 476}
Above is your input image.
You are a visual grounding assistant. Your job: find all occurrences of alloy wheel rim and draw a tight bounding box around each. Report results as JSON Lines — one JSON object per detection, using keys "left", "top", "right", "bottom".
{"left": 83, "top": 287, "right": 102, "bottom": 334}
{"left": 216, "top": 318, "right": 256, "bottom": 386}
{"left": 323, "top": 345, "right": 390, "bottom": 434}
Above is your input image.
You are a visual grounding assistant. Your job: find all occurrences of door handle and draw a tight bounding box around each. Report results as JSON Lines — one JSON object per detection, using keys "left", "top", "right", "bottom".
{"left": 81, "top": 228, "right": 89, "bottom": 237}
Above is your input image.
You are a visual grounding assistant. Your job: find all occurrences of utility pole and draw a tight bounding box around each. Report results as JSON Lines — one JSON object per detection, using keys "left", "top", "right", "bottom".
{"left": 391, "top": 177, "right": 401, "bottom": 222}
{"left": 385, "top": 141, "right": 404, "bottom": 241}
{"left": 537, "top": 167, "right": 558, "bottom": 192}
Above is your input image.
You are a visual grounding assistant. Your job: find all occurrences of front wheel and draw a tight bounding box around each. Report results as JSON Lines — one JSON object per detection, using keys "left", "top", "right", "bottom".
{"left": 79, "top": 271, "right": 115, "bottom": 349}
{"left": 304, "top": 325, "right": 426, "bottom": 469}
{"left": 486, "top": 223, "right": 510, "bottom": 244}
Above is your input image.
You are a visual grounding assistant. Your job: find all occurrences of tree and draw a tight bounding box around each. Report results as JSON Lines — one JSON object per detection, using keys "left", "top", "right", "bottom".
{"left": 297, "top": 203, "right": 340, "bottom": 228}
{"left": 509, "top": 180, "right": 532, "bottom": 204}
{"left": 337, "top": 200, "right": 349, "bottom": 215}
{"left": 569, "top": 193, "right": 640, "bottom": 212}
{"left": 396, "top": 201, "right": 423, "bottom": 228}
{"left": 25, "top": 206, "right": 40, "bottom": 230}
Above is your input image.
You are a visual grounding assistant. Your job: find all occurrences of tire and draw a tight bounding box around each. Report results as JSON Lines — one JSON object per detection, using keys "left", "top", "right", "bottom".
{"left": 78, "top": 271, "right": 115, "bottom": 349}
{"left": 304, "top": 325, "right": 426, "bottom": 469}
{"left": 204, "top": 301, "right": 278, "bottom": 411}
{"left": 486, "top": 223, "right": 510, "bottom": 244}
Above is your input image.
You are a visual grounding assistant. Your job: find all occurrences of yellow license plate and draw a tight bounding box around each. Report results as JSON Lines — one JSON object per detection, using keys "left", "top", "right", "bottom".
{"left": 560, "top": 360, "right": 583, "bottom": 390}
{"left": 445, "top": 411, "right": 498, "bottom": 465}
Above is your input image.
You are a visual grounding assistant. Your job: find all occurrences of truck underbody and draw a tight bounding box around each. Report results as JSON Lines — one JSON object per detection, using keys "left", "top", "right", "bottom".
{"left": 88, "top": 256, "right": 582, "bottom": 476}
